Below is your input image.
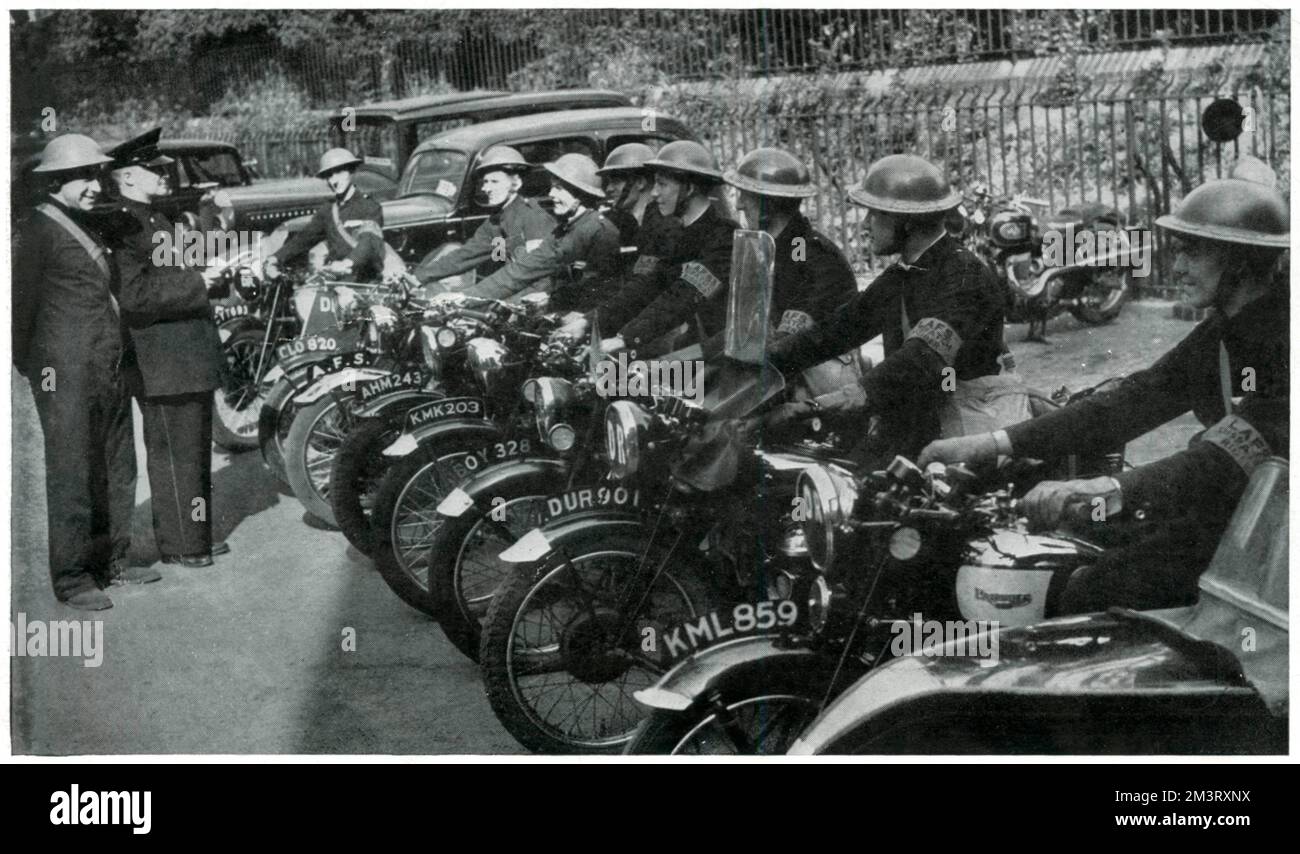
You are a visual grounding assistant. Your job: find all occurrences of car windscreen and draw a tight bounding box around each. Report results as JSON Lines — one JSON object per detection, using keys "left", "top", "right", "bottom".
{"left": 399, "top": 148, "right": 469, "bottom": 201}
{"left": 330, "top": 117, "right": 401, "bottom": 174}
{"left": 180, "top": 150, "right": 247, "bottom": 187}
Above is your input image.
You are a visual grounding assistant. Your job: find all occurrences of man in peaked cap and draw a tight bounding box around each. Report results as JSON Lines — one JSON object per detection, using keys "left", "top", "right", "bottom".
{"left": 264, "top": 146, "right": 385, "bottom": 281}
{"left": 13, "top": 133, "right": 142, "bottom": 609}
{"left": 107, "top": 127, "right": 228, "bottom": 569}
{"left": 921, "top": 177, "right": 1289, "bottom": 613}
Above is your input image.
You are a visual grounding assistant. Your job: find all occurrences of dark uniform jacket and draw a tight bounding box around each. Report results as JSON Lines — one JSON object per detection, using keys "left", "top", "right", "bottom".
{"left": 769, "top": 214, "right": 858, "bottom": 337}
{"left": 618, "top": 204, "right": 737, "bottom": 353}
{"left": 592, "top": 204, "right": 682, "bottom": 333}
{"left": 110, "top": 199, "right": 224, "bottom": 398}
{"left": 13, "top": 200, "right": 123, "bottom": 384}
{"left": 272, "top": 188, "right": 385, "bottom": 280}
{"left": 418, "top": 194, "right": 555, "bottom": 284}
{"left": 769, "top": 233, "right": 1005, "bottom": 454}
{"left": 1007, "top": 288, "right": 1289, "bottom": 519}
{"left": 460, "top": 206, "right": 621, "bottom": 305}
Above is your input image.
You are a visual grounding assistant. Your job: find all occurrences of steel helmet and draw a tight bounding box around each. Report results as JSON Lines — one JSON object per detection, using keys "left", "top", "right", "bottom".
{"left": 473, "top": 145, "right": 530, "bottom": 176}
{"left": 1155, "top": 179, "right": 1288, "bottom": 249}
{"left": 33, "top": 133, "right": 113, "bottom": 173}
{"left": 645, "top": 140, "right": 724, "bottom": 184}
{"left": 316, "top": 147, "right": 364, "bottom": 178}
{"left": 724, "top": 147, "right": 817, "bottom": 198}
{"left": 598, "top": 143, "right": 656, "bottom": 177}
{"left": 544, "top": 153, "right": 604, "bottom": 200}
{"left": 848, "top": 154, "right": 962, "bottom": 215}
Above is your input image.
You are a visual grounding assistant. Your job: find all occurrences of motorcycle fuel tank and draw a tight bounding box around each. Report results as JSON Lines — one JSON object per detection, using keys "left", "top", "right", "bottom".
{"left": 956, "top": 530, "right": 1092, "bottom": 627}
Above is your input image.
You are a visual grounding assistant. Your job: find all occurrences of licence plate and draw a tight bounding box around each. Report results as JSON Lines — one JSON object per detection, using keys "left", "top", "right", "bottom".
{"left": 460, "top": 438, "right": 535, "bottom": 473}
{"left": 658, "top": 601, "right": 799, "bottom": 659}
{"left": 303, "top": 351, "right": 371, "bottom": 383}
{"left": 402, "top": 397, "right": 485, "bottom": 432}
{"left": 542, "top": 485, "right": 640, "bottom": 521}
{"left": 214, "top": 304, "right": 249, "bottom": 322}
{"left": 356, "top": 369, "right": 425, "bottom": 402}
{"left": 277, "top": 335, "right": 340, "bottom": 361}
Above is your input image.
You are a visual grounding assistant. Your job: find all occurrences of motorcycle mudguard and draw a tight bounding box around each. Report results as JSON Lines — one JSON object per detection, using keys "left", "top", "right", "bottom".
{"left": 216, "top": 314, "right": 262, "bottom": 339}
{"left": 352, "top": 389, "right": 445, "bottom": 420}
{"left": 437, "top": 457, "right": 567, "bottom": 519}
{"left": 291, "top": 366, "right": 391, "bottom": 406}
{"left": 499, "top": 512, "right": 648, "bottom": 564}
{"left": 634, "top": 634, "right": 833, "bottom": 712}
{"left": 382, "top": 417, "right": 502, "bottom": 458}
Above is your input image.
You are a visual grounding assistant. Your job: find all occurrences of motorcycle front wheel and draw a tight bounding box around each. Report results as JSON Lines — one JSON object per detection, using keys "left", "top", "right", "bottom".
{"left": 1068, "top": 267, "right": 1130, "bottom": 325}
{"left": 479, "top": 527, "right": 713, "bottom": 754}
{"left": 624, "top": 674, "right": 823, "bottom": 755}
{"left": 258, "top": 369, "right": 307, "bottom": 486}
{"left": 213, "top": 326, "right": 272, "bottom": 452}
{"left": 368, "top": 433, "right": 498, "bottom": 615}
{"left": 329, "top": 413, "right": 403, "bottom": 556}
{"left": 285, "top": 395, "right": 352, "bottom": 527}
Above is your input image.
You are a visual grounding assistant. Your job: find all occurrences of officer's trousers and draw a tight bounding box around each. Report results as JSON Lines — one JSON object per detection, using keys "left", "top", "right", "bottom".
{"left": 29, "top": 370, "right": 136, "bottom": 599}
{"left": 138, "top": 392, "right": 214, "bottom": 557}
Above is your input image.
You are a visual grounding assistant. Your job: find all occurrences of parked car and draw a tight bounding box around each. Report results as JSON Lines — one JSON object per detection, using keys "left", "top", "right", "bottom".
{"left": 284, "top": 106, "right": 695, "bottom": 263}
{"left": 789, "top": 457, "right": 1289, "bottom": 755}
{"left": 220, "top": 89, "right": 631, "bottom": 234}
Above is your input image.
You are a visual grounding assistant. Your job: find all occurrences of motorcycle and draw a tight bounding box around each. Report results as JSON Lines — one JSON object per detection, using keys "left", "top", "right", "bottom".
{"left": 790, "top": 455, "right": 1288, "bottom": 755}
{"left": 362, "top": 293, "right": 589, "bottom": 613}
{"left": 956, "top": 187, "right": 1130, "bottom": 341}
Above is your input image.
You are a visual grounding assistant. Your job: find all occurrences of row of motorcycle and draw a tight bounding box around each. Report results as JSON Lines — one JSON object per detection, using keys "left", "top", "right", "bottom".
{"left": 201, "top": 229, "right": 1133, "bottom": 754}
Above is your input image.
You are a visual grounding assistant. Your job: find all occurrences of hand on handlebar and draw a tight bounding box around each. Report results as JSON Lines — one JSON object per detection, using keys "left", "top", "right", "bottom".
{"left": 1022, "top": 476, "right": 1123, "bottom": 532}
{"left": 262, "top": 255, "right": 281, "bottom": 280}
{"left": 918, "top": 431, "right": 1005, "bottom": 469}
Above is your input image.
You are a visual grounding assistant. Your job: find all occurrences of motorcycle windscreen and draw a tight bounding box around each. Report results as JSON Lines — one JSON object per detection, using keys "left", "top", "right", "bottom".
{"left": 699, "top": 359, "right": 785, "bottom": 420}
{"left": 724, "top": 229, "right": 776, "bottom": 364}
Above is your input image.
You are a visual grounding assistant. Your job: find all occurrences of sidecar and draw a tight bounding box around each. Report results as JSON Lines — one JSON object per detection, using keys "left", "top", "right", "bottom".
{"left": 790, "top": 457, "right": 1288, "bottom": 755}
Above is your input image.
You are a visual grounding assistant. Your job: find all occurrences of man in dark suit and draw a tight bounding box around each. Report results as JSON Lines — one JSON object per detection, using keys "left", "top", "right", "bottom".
{"left": 13, "top": 133, "right": 144, "bottom": 610}
{"left": 107, "top": 128, "right": 229, "bottom": 567}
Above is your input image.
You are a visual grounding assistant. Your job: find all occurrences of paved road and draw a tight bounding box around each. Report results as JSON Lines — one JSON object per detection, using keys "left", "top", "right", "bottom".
{"left": 9, "top": 300, "right": 1201, "bottom": 755}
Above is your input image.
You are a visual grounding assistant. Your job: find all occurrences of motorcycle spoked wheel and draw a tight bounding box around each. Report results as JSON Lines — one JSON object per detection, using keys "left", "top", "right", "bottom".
{"left": 285, "top": 395, "right": 354, "bottom": 527}
{"left": 258, "top": 368, "right": 309, "bottom": 486}
{"left": 368, "top": 433, "right": 501, "bottom": 615}
{"left": 479, "top": 528, "right": 714, "bottom": 754}
{"left": 329, "top": 413, "right": 405, "bottom": 556}
{"left": 624, "top": 673, "right": 824, "bottom": 756}
{"left": 1067, "top": 267, "right": 1131, "bottom": 325}
{"left": 427, "top": 488, "right": 558, "bottom": 661}
{"left": 213, "top": 326, "right": 272, "bottom": 452}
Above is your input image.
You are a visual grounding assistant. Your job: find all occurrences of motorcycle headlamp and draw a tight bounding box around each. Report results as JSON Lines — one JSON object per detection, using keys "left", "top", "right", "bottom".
{"left": 235, "top": 266, "right": 260, "bottom": 301}
{"left": 435, "top": 326, "right": 459, "bottom": 349}
{"left": 994, "top": 220, "right": 1027, "bottom": 244}
{"left": 796, "top": 464, "right": 859, "bottom": 573}
{"left": 604, "top": 400, "right": 651, "bottom": 480}
{"left": 465, "top": 337, "right": 509, "bottom": 395}
{"left": 546, "top": 423, "right": 577, "bottom": 452}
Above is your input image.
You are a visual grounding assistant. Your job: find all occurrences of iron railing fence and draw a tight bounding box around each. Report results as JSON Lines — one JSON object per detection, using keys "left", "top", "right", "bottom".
{"left": 16, "top": 9, "right": 1283, "bottom": 115}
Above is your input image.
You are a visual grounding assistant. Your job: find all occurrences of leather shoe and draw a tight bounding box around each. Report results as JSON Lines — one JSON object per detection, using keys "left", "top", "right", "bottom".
{"left": 211, "top": 540, "right": 231, "bottom": 557}
{"left": 63, "top": 588, "right": 113, "bottom": 611}
{"left": 161, "top": 553, "right": 214, "bottom": 568}
{"left": 108, "top": 559, "right": 162, "bottom": 586}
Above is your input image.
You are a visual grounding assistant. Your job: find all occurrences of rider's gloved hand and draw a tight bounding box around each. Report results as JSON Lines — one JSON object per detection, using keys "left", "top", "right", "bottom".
{"left": 324, "top": 259, "right": 354, "bottom": 277}
{"left": 1022, "top": 476, "right": 1123, "bottom": 532}
{"left": 601, "top": 335, "right": 626, "bottom": 354}
{"left": 918, "top": 430, "right": 1009, "bottom": 468}
{"left": 262, "top": 255, "right": 281, "bottom": 281}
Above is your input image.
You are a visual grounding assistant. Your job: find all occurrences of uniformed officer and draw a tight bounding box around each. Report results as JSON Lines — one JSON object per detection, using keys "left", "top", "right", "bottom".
{"left": 920, "top": 177, "right": 1289, "bottom": 613}
{"left": 264, "top": 147, "right": 385, "bottom": 282}
{"left": 107, "top": 128, "right": 228, "bottom": 568}
{"left": 13, "top": 134, "right": 141, "bottom": 609}
{"left": 455, "top": 153, "right": 621, "bottom": 309}
{"left": 596, "top": 142, "right": 660, "bottom": 249}
{"left": 415, "top": 145, "right": 555, "bottom": 287}
{"left": 767, "top": 154, "right": 1008, "bottom": 463}
{"left": 603, "top": 141, "right": 737, "bottom": 356}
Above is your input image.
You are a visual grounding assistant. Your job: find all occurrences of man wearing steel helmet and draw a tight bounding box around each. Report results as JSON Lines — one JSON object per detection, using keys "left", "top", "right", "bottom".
{"left": 263, "top": 147, "right": 385, "bottom": 281}
{"left": 607, "top": 140, "right": 737, "bottom": 356}
{"left": 105, "top": 128, "right": 228, "bottom": 570}
{"left": 13, "top": 133, "right": 140, "bottom": 609}
{"left": 455, "top": 153, "right": 620, "bottom": 309}
{"left": 920, "top": 176, "right": 1289, "bottom": 613}
{"left": 415, "top": 145, "right": 554, "bottom": 287}
{"left": 768, "top": 153, "right": 1008, "bottom": 463}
